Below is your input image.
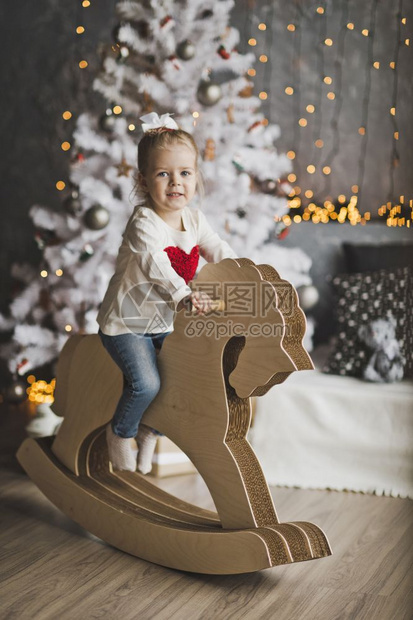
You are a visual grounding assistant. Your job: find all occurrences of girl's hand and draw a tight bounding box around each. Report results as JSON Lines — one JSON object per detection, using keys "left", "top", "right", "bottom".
{"left": 177, "top": 292, "right": 214, "bottom": 315}
{"left": 190, "top": 291, "right": 214, "bottom": 315}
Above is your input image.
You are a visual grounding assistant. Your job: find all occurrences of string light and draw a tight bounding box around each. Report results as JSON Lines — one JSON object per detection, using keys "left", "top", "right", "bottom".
{"left": 55, "top": 269, "right": 63, "bottom": 276}
{"left": 287, "top": 150, "right": 296, "bottom": 160}
{"left": 78, "top": 60, "right": 88, "bottom": 69}
{"left": 287, "top": 24, "right": 296, "bottom": 32}
{"left": 323, "top": 76, "right": 332, "bottom": 84}
{"left": 27, "top": 378, "right": 56, "bottom": 404}
{"left": 316, "top": 7, "right": 325, "bottom": 15}
{"left": 259, "top": 91, "right": 268, "bottom": 100}
{"left": 247, "top": 68, "right": 256, "bottom": 76}
{"left": 128, "top": 123, "right": 136, "bottom": 131}
{"left": 113, "top": 105, "right": 122, "bottom": 114}
{"left": 248, "top": 38, "right": 257, "bottom": 46}
{"left": 62, "top": 111, "right": 72, "bottom": 120}
{"left": 259, "top": 54, "right": 268, "bottom": 63}
{"left": 315, "top": 139, "right": 324, "bottom": 148}
{"left": 56, "top": 181, "right": 65, "bottom": 191}
{"left": 298, "top": 118, "right": 307, "bottom": 127}
{"left": 258, "top": 23, "right": 266, "bottom": 31}
{"left": 40, "top": 270, "right": 48, "bottom": 278}
{"left": 76, "top": 26, "right": 85, "bottom": 34}
{"left": 307, "top": 165, "right": 316, "bottom": 174}
{"left": 285, "top": 86, "right": 294, "bottom": 95}
{"left": 288, "top": 173, "right": 297, "bottom": 182}
{"left": 61, "top": 141, "right": 71, "bottom": 151}
{"left": 306, "top": 104, "right": 315, "bottom": 113}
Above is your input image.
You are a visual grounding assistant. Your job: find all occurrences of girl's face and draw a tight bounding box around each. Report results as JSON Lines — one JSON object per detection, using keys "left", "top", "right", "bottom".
{"left": 139, "top": 143, "right": 198, "bottom": 219}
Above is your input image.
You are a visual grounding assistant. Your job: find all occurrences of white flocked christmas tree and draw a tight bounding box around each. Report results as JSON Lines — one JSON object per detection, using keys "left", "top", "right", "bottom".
{"left": 0, "top": 0, "right": 313, "bottom": 380}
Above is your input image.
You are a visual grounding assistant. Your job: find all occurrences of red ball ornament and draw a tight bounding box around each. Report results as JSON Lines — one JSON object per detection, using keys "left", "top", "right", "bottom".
{"left": 217, "top": 45, "right": 230, "bottom": 60}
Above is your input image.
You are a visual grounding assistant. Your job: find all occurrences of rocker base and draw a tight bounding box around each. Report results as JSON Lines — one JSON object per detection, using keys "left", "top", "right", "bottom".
{"left": 17, "top": 433, "right": 331, "bottom": 575}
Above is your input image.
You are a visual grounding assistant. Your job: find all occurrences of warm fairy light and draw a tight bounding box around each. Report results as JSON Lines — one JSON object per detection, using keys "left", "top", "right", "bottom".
{"left": 40, "top": 270, "right": 48, "bottom": 278}
{"left": 113, "top": 105, "right": 122, "bottom": 114}
{"left": 27, "top": 378, "right": 56, "bottom": 404}
{"left": 323, "top": 76, "right": 332, "bottom": 84}
{"left": 287, "top": 24, "right": 296, "bottom": 32}
{"left": 259, "top": 92, "right": 268, "bottom": 100}
{"left": 405, "top": 39, "right": 410, "bottom": 46}
{"left": 390, "top": 107, "right": 396, "bottom": 116}
{"left": 282, "top": 215, "right": 292, "bottom": 226}
{"left": 76, "top": 26, "right": 85, "bottom": 34}
{"left": 307, "top": 165, "right": 316, "bottom": 174}
{"left": 390, "top": 61, "right": 396, "bottom": 69}
{"left": 322, "top": 166, "right": 331, "bottom": 175}
{"left": 305, "top": 190, "right": 314, "bottom": 198}
{"left": 248, "top": 38, "right": 257, "bottom": 46}
{"left": 285, "top": 86, "right": 294, "bottom": 95}
{"left": 82, "top": 0, "right": 91, "bottom": 6}
{"left": 247, "top": 68, "right": 256, "bottom": 76}
{"left": 400, "top": 195, "right": 404, "bottom": 203}
{"left": 259, "top": 55, "right": 268, "bottom": 63}
{"left": 289, "top": 197, "right": 301, "bottom": 209}
{"left": 402, "top": 17, "right": 407, "bottom": 24}
{"left": 299, "top": 118, "right": 308, "bottom": 127}
{"left": 327, "top": 92, "right": 335, "bottom": 100}
{"left": 373, "top": 61, "right": 380, "bottom": 69}
{"left": 338, "top": 194, "right": 346, "bottom": 203}
{"left": 315, "top": 139, "right": 324, "bottom": 148}
{"left": 324, "top": 38, "right": 333, "bottom": 46}
{"left": 55, "top": 269, "right": 63, "bottom": 276}
{"left": 288, "top": 189, "right": 295, "bottom": 197}
{"left": 62, "top": 110, "right": 72, "bottom": 120}
{"left": 61, "top": 141, "right": 71, "bottom": 151}
{"left": 258, "top": 23, "right": 267, "bottom": 31}
{"left": 79, "top": 60, "right": 88, "bottom": 69}
{"left": 65, "top": 325, "right": 73, "bottom": 332}
{"left": 293, "top": 215, "right": 302, "bottom": 223}
{"left": 288, "top": 173, "right": 296, "bottom": 182}
{"left": 56, "top": 181, "right": 66, "bottom": 190}
{"left": 192, "top": 111, "right": 200, "bottom": 118}
{"left": 351, "top": 185, "right": 359, "bottom": 193}
{"left": 358, "top": 127, "right": 366, "bottom": 135}
{"left": 306, "top": 104, "right": 315, "bottom": 113}
{"left": 128, "top": 123, "right": 136, "bottom": 131}
{"left": 316, "top": 7, "right": 325, "bottom": 14}
{"left": 303, "top": 212, "right": 310, "bottom": 221}
{"left": 347, "top": 23, "right": 354, "bottom": 30}
{"left": 262, "top": 118, "right": 269, "bottom": 126}
{"left": 394, "top": 131, "right": 399, "bottom": 140}
{"left": 293, "top": 186, "right": 302, "bottom": 194}
{"left": 362, "top": 29, "right": 369, "bottom": 36}
{"left": 287, "top": 151, "right": 296, "bottom": 160}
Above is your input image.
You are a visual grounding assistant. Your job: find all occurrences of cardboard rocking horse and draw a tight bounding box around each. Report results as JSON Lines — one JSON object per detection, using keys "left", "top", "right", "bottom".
{"left": 17, "top": 258, "right": 332, "bottom": 574}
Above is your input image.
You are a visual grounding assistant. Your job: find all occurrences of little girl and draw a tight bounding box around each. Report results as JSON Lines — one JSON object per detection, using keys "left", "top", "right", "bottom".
{"left": 97, "top": 112, "right": 237, "bottom": 474}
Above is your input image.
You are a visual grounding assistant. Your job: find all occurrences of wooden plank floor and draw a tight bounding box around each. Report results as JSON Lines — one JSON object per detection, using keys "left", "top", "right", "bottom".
{"left": 0, "top": 404, "right": 412, "bottom": 619}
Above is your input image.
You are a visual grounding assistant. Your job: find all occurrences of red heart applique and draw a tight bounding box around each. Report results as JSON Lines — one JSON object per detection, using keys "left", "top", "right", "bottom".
{"left": 164, "top": 245, "right": 200, "bottom": 284}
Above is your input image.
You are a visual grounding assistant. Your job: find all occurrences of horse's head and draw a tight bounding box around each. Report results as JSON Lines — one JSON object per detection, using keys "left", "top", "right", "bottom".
{"left": 178, "top": 258, "right": 313, "bottom": 399}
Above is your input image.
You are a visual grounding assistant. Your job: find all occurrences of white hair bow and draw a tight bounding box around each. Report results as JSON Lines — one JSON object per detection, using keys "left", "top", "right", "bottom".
{"left": 139, "top": 112, "right": 179, "bottom": 132}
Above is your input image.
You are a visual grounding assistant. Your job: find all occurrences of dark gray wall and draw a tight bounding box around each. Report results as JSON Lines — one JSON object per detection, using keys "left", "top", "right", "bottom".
{"left": 1, "top": 0, "right": 412, "bottom": 329}
{"left": 0, "top": 0, "right": 117, "bottom": 314}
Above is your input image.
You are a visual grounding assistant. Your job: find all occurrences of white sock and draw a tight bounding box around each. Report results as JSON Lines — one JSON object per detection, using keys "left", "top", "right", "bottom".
{"left": 106, "top": 424, "right": 137, "bottom": 472}
{"left": 137, "top": 424, "right": 158, "bottom": 474}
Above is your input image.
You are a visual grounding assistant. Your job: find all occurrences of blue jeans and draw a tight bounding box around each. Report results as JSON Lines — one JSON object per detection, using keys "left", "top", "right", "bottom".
{"left": 98, "top": 328, "right": 171, "bottom": 438}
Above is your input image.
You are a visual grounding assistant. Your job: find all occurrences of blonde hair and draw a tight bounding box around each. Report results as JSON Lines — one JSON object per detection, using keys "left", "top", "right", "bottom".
{"left": 133, "top": 127, "right": 205, "bottom": 204}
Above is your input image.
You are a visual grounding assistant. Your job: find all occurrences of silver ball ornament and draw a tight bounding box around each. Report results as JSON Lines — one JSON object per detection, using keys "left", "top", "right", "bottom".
{"left": 197, "top": 81, "right": 222, "bottom": 106}
{"left": 84, "top": 205, "right": 110, "bottom": 230}
{"left": 297, "top": 285, "right": 319, "bottom": 310}
{"left": 176, "top": 39, "right": 195, "bottom": 60}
